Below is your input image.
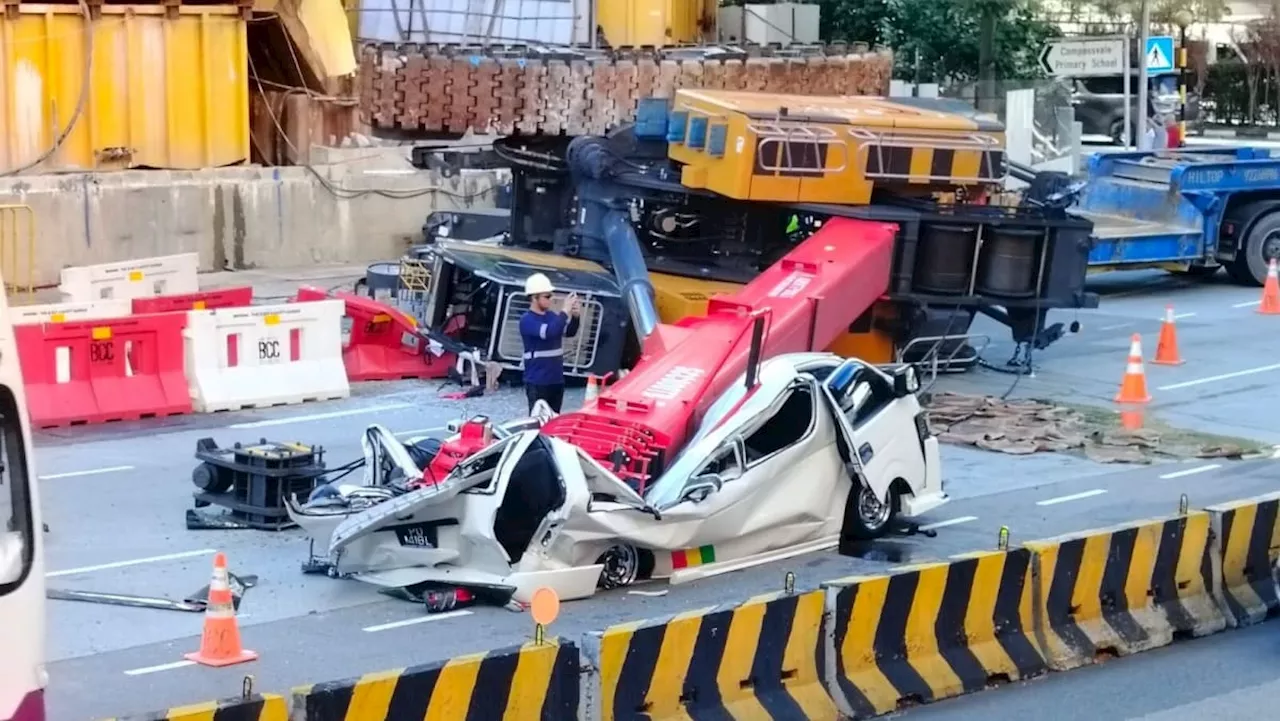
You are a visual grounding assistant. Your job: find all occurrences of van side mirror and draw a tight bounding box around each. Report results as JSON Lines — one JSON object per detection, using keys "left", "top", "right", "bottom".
{"left": 893, "top": 366, "right": 920, "bottom": 396}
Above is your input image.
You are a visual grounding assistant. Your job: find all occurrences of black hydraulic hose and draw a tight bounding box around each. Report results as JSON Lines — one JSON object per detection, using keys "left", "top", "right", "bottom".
{"left": 602, "top": 209, "right": 660, "bottom": 340}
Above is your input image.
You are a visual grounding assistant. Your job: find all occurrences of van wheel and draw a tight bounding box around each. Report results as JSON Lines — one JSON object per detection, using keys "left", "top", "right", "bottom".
{"left": 843, "top": 483, "right": 899, "bottom": 541}
{"left": 597, "top": 544, "right": 641, "bottom": 589}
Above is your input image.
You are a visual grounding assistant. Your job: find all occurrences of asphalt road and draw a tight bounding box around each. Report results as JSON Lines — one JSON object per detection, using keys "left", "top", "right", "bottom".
{"left": 37, "top": 267, "right": 1280, "bottom": 720}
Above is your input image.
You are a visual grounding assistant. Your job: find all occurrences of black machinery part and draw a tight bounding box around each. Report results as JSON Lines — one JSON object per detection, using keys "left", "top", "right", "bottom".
{"left": 189, "top": 438, "right": 330, "bottom": 531}
{"left": 914, "top": 223, "right": 978, "bottom": 295}
{"left": 976, "top": 227, "right": 1043, "bottom": 299}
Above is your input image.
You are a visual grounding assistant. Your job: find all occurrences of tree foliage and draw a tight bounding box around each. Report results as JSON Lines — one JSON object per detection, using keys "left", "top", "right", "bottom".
{"left": 816, "top": 0, "right": 1063, "bottom": 83}
{"left": 1052, "top": 0, "right": 1229, "bottom": 27}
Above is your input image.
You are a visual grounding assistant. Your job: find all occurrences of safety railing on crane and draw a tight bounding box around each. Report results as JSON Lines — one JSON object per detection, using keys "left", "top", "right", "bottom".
{"left": 0, "top": 205, "right": 35, "bottom": 299}
{"left": 745, "top": 119, "right": 851, "bottom": 176}
{"left": 848, "top": 128, "right": 1006, "bottom": 184}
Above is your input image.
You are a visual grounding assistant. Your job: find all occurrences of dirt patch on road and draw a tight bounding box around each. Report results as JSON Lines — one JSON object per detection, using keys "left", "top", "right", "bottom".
{"left": 925, "top": 392, "right": 1266, "bottom": 464}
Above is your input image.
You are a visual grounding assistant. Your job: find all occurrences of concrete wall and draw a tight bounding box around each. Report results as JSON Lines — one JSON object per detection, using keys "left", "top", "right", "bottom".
{"left": 0, "top": 146, "right": 507, "bottom": 288}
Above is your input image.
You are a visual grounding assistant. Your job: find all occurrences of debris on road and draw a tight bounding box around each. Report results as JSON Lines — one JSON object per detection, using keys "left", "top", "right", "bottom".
{"left": 926, "top": 392, "right": 1261, "bottom": 464}
{"left": 47, "top": 572, "right": 259, "bottom": 613}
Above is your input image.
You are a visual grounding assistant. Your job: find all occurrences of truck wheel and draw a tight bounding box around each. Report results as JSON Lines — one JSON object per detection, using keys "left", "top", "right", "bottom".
{"left": 843, "top": 483, "right": 899, "bottom": 541}
{"left": 1228, "top": 211, "right": 1280, "bottom": 286}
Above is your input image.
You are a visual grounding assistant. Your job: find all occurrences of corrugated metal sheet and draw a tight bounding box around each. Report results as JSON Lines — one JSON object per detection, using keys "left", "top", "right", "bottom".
{"left": 355, "top": 0, "right": 591, "bottom": 46}
{"left": 0, "top": 5, "right": 250, "bottom": 172}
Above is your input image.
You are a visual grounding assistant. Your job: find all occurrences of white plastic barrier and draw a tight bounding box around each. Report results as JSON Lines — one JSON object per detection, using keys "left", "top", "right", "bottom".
{"left": 12, "top": 299, "right": 132, "bottom": 325}
{"left": 184, "top": 299, "right": 351, "bottom": 412}
{"left": 59, "top": 252, "right": 200, "bottom": 302}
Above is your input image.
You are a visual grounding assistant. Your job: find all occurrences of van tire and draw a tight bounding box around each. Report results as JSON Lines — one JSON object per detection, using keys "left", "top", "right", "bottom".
{"left": 843, "top": 483, "right": 899, "bottom": 541}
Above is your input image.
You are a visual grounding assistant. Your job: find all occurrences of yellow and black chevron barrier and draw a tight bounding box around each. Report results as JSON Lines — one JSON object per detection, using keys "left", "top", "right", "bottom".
{"left": 820, "top": 547, "right": 1045, "bottom": 719}
{"left": 1025, "top": 511, "right": 1226, "bottom": 672}
{"left": 290, "top": 639, "right": 578, "bottom": 720}
{"left": 581, "top": 589, "right": 835, "bottom": 721}
{"left": 1207, "top": 491, "right": 1280, "bottom": 627}
{"left": 104, "top": 693, "right": 288, "bottom": 721}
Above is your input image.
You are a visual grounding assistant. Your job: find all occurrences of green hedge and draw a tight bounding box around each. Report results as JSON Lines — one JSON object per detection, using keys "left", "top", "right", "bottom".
{"left": 1200, "top": 61, "right": 1280, "bottom": 127}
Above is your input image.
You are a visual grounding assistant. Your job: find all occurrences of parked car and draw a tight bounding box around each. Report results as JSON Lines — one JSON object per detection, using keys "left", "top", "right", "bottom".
{"left": 1072, "top": 74, "right": 1201, "bottom": 145}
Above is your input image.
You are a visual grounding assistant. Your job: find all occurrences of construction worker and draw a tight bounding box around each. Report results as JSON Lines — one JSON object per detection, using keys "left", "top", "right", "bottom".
{"left": 519, "top": 273, "right": 581, "bottom": 414}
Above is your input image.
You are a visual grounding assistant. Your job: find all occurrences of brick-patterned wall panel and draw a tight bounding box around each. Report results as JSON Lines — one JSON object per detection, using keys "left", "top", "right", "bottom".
{"left": 358, "top": 45, "right": 895, "bottom": 134}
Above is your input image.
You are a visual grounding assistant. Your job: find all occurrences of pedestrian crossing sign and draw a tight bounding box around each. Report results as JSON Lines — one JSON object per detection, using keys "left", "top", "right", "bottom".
{"left": 1146, "top": 36, "right": 1175, "bottom": 74}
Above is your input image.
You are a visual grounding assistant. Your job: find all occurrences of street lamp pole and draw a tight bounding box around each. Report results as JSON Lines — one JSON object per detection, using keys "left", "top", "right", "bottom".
{"left": 1137, "top": 0, "right": 1151, "bottom": 150}
{"left": 1174, "top": 10, "right": 1194, "bottom": 148}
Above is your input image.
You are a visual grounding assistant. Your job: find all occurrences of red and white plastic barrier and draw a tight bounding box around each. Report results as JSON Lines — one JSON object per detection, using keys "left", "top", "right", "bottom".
{"left": 296, "top": 286, "right": 454, "bottom": 382}
{"left": 16, "top": 313, "right": 193, "bottom": 428}
{"left": 184, "top": 300, "right": 351, "bottom": 413}
{"left": 58, "top": 253, "right": 200, "bottom": 303}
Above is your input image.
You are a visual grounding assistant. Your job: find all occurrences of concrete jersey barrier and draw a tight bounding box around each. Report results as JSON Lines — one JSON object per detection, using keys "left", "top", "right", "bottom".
{"left": 102, "top": 692, "right": 289, "bottom": 721}
{"left": 581, "top": 589, "right": 835, "bottom": 721}
{"left": 290, "top": 639, "right": 579, "bottom": 720}
{"left": 1206, "top": 490, "right": 1280, "bottom": 627}
{"left": 821, "top": 548, "right": 1046, "bottom": 718}
{"left": 1023, "top": 511, "right": 1226, "bottom": 671}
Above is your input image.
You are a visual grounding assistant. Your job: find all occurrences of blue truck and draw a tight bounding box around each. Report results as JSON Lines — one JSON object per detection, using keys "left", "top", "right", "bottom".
{"left": 1071, "top": 146, "right": 1280, "bottom": 286}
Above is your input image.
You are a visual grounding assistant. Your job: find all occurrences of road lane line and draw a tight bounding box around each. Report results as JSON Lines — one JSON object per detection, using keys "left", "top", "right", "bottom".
{"left": 1159, "top": 463, "right": 1222, "bottom": 480}
{"left": 1156, "top": 363, "right": 1280, "bottom": 391}
{"left": 39, "top": 465, "right": 134, "bottom": 480}
{"left": 1037, "top": 489, "right": 1107, "bottom": 506}
{"left": 919, "top": 516, "right": 978, "bottom": 531}
{"left": 123, "top": 660, "right": 196, "bottom": 676}
{"left": 1233, "top": 299, "right": 1261, "bottom": 308}
{"left": 47, "top": 549, "right": 216, "bottom": 578}
{"left": 227, "top": 403, "right": 413, "bottom": 429}
{"left": 1173, "top": 312, "right": 1196, "bottom": 320}
{"left": 362, "top": 609, "right": 473, "bottom": 632}
{"left": 1100, "top": 323, "right": 1133, "bottom": 331}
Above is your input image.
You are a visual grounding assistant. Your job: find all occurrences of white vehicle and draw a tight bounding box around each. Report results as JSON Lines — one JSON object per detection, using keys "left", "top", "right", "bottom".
{"left": 0, "top": 288, "right": 45, "bottom": 721}
{"left": 288, "top": 352, "right": 947, "bottom": 603}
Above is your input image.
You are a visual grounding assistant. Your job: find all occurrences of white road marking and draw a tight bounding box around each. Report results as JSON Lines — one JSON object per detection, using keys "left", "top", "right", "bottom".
{"left": 1156, "top": 363, "right": 1280, "bottom": 391}
{"left": 227, "top": 403, "right": 413, "bottom": 429}
{"left": 361, "top": 609, "right": 473, "bottom": 632}
{"left": 1036, "top": 489, "right": 1108, "bottom": 506}
{"left": 627, "top": 589, "right": 669, "bottom": 597}
{"left": 1173, "top": 312, "right": 1196, "bottom": 320}
{"left": 123, "top": 660, "right": 196, "bottom": 676}
{"left": 919, "top": 516, "right": 978, "bottom": 531}
{"left": 1100, "top": 322, "right": 1133, "bottom": 331}
{"left": 1233, "top": 299, "right": 1261, "bottom": 308}
{"left": 39, "top": 465, "right": 134, "bottom": 480}
{"left": 1159, "top": 463, "right": 1222, "bottom": 480}
{"left": 47, "top": 549, "right": 216, "bottom": 578}
{"left": 395, "top": 426, "right": 446, "bottom": 436}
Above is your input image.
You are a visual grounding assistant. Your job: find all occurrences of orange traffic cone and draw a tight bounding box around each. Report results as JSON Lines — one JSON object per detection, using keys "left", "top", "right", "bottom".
{"left": 1115, "top": 333, "right": 1152, "bottom": 404}
{"left": 1259, "top": 258, "right": 1280, "bottom": 315}
{"left": 1152, "top": 305, "right": 1184, "bottom": 365}
{"left": 184, "top": 552, "right": 258, "bottom": 667}
{"left": 584, "top": 375, "right": 600, "bottom": 403}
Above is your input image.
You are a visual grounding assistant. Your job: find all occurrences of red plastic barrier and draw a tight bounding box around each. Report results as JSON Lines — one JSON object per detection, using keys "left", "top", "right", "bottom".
{"left": 131, "top": 286, "right": 254, "bottom": 314}
{"left": 296, "top": 286, "right": 455, "bottom": 381}
{"left": 15, "top": 313, "right": 193, "bottom": 428}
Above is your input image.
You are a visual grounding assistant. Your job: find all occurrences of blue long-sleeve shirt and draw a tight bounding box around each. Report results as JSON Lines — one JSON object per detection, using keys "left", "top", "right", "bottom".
{"left": 519, "top": 309, "right": 580, "bottom": 385}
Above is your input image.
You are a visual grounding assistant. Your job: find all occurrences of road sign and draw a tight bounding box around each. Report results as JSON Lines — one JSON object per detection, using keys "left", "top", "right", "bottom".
{"left": 1039, "top": 37, "right": 1127, "bottom": 77}
{"left": 1145, "top": 36, "right": 1176, "bottom": 74}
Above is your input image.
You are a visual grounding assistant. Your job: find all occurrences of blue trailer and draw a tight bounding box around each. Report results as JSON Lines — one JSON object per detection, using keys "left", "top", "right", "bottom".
{"left": 1071, "top": 146, "right": 1280, "bottom": 286}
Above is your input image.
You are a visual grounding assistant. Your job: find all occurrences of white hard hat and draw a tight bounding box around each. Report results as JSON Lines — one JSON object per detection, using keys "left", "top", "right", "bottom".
{"left": 524, "top": 273, "right": 555, "bottom": 295}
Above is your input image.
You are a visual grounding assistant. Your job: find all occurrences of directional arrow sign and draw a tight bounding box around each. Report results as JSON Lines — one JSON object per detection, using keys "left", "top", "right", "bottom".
{"left": 1039, "top": 37, "right": 1128, "bottom": 77}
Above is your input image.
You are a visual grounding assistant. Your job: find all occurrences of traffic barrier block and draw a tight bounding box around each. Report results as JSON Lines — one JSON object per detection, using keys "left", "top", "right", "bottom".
{"left": 581, "top": 590, "right": 836, "bottom": 720}
{"left": 59, "top": 252, "right": 199, "bottom": 303}
{"left": 1024, "top": 512, "right": 1226, "bottom": 672}
{"left": 1207, "top": 491, "right": 1280, "bottom": 627}
{"left": 133, "top": 286, "right": 254, "bottom": 314}
{"left": 296, "top": 286, "right": 454, "bottom": 382}
{"left": 820, "top": 550, "right": 1045, "bottom": 718}
{"left": 12, "top": 299, "right": 132, "bottom": 325}
{"left": 15, "top": 313, "right": 192, "bottom": 428}
{"left": 290, "top": 640, "right": 578, "bottom": 720}
{"left": 184, "top": 300, "right": 350, "bottom": 413}
{"left": 101, "top": 693, "right": 288, "bottom": 721}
